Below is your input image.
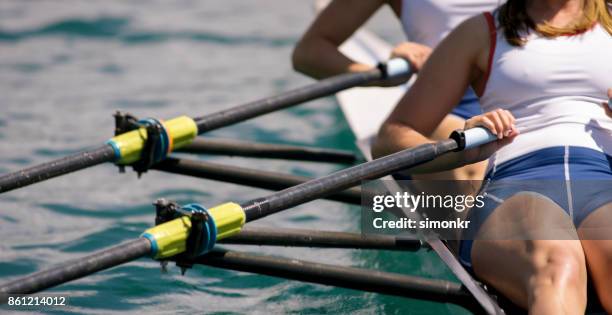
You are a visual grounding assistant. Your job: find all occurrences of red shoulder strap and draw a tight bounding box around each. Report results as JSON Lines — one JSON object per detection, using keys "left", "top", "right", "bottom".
{"left": 478, "top": 12, "right": 497, "bottom": 97}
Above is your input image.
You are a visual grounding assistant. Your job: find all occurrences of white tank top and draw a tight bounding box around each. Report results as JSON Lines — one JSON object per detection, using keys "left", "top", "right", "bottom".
{"left": 401, "top": 0, "right": 501, "bottom": 104}
{"left": 401, "top": 0, "right": 501, "bottom": 47}
{"left": 479, "top": 15, "right": 612, "bottom": 167}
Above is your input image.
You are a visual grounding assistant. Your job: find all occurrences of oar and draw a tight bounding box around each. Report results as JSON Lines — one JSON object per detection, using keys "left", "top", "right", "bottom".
{"left": 220, "top": 227, "right": 422, "bottom": 251}
{"left": 152, "top": 157, "right": 363, "bottom": 204}
{"left": 178, "top": 137, "right": 359, "bottom": 164}
{"left": 0, "top": 127, "right": 495, "bottom": 299}
{"left": 195, "top": 249, "right": 481, "bottom": 312}
{"left": 0, "top": 59, "right": 411, "bottom": 194}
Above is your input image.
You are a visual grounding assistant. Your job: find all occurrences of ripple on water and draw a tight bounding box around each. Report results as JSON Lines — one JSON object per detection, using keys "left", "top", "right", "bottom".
{"left": 210, "top": 271, "right": 283, "bottom": 291}
{"left": 0, "top": 17, "right": 130, "bottom": 41}
{"left": 11, "top": 62, "right": 44, "bottom": 73}
{"left": 0, "top": 16, "right": 295, "bottom": 47}
{"left": 288, "top": 214, "right": 319, "bottom": 223}
{"left": 33, "top": 147, "right": 85, "bottom": 158}
{"left": 0, "top": 261, "right": 39, "bottom": 278}
{"left": 151, "top": 188, "right": 212, "bottom": 202}
{"left": 40, "top": 203, "right": 149, "bottom": 219}
{"left": 98, "top": 63, "right": 123, "bottom": 75}
{"left": 121, "top": 31, "right": 295, "bottom": 47}
{"left": 110, "top": 98, "right": 169, "bottom": 109}
{"left": 6, "top": 157, "right": 33, "bottom": 165}
{"left": 7, "top": 112, "right": 37, "bottom": 122}
{"left": 51, "top": 53, "right": 71, "bottom": 64}
{"left": 0, "top": 214, "right": 19, "bottom": 223}
{"left": 58, "top": 275, "right": 147, "bottom": 312}
{"left": 58, "top": 224, "right": 145, "bottom": 253}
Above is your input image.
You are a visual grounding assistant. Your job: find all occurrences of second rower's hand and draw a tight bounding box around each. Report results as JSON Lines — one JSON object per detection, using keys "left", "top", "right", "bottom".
{"left": 368, "top": 41, "right": 433, "bottom": 87}
{"left": 390, "top": 42, "right": 432, "bottom": 73}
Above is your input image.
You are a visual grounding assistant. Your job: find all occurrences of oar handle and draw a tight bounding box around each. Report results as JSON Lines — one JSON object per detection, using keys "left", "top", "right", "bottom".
{"left": 450, "top": 127, "right": 498, "bottom": 151}
{"left": 378, "top": 58, "right": 412, "bottom": 80}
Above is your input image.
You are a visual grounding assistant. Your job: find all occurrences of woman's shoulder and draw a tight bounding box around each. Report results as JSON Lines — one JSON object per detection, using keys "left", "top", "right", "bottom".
{"left": 456, "top": 13, "right": 493, "bottom": 36}
{"left": 436, "top": 13, "right": 497, "bottom": 77}
{"left": 442, "top": 13, "right": 493, "bottom": 54}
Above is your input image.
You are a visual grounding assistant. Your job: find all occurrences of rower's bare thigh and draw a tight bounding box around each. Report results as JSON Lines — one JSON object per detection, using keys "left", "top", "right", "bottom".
{"left": 578, "top": 202, "right": 612, "bottom": 311}
{"left": 471, "top": 193, "right": 586, "bottom": 307}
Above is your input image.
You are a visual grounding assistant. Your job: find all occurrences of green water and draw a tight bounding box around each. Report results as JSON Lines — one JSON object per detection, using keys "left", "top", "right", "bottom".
{"left": 0, "top": 1, "right": 469, "bottom": 314}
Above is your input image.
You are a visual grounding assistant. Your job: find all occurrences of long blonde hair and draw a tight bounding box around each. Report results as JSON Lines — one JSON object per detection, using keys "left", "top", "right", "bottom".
{"left": 498, "top": 0, "right": 612, "bottom": 46}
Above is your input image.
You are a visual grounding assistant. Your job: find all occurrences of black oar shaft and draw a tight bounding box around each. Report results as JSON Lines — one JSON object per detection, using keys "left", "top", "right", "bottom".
{"left": 241, "top": 140, "right": 458, "bottom": 221}
{"left": 221, "top": 227, "right": 421, "bottom": 251}
{"left": 0, "top": 238, "right": 150, "bottom": 295}
{"left": 0, "top": 145, "right": 115, "bottom": 193}
{"left": 195, "top": 249, "right": 477, "bottom": 311}
{"left": 0, "top": 70, "right": 382, "bottom": 194}
{"left": 179, "top": 137, "right": 358, "bottom": 164}
{"left": 193, "top": 69, "right": 382, "bottom": 132}
{"left": 153, "top": 158, "right": 361, "bottom": 205}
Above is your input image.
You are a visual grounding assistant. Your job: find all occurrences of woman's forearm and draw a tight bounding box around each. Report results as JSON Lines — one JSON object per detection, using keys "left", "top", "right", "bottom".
{"left": 372, "top": 121, "right": 469, "bottom": 174}
{"left": 292, "top": 36, "right": 371, "bottom": 79}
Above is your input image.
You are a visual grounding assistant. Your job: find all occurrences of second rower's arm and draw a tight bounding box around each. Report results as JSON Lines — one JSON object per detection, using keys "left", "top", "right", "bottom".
{"left": 372, "top": 15, "right": 517, "bottom": 174}
{"left": 292, "top": 0, "right": 388, "bottom": 79}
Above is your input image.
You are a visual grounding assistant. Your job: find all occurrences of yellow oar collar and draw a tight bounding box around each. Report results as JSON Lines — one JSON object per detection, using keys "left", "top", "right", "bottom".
{"left": 141, "top": 201, "right": 246, "bottom": 260}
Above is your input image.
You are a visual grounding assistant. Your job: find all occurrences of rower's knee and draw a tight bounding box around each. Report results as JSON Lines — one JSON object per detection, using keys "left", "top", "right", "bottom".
{"left": 529, "top": 245, "right": 586, "bottom": 304}
{"left": 591, "top": 255, "right": 612, "bottom": 313}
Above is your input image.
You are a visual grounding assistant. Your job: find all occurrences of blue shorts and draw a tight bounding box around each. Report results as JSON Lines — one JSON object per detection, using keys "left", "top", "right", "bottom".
{"left": 450, "top": 93, "right": 482, "bottom": 120}
{"left": 459, "top": 146, "right": 612, "bottom": 271}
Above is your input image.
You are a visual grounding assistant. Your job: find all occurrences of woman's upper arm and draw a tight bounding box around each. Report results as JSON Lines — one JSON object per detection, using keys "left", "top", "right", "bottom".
{"left": 299, "top": 0, "right": 386, "bottom": 46}
{"left": 384, "top": 15, "right": 490, "bottom": 136}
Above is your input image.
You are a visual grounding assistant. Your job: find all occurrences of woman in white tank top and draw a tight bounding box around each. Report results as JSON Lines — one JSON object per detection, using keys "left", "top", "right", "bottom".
{"left": 293, "top": 0, "right": 501, "bottom": 182}
{"left": 374, "top": 0, "right": 612, "bottom": 313}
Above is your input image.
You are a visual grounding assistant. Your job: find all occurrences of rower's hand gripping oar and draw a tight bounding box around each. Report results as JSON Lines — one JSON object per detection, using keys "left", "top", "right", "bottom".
{"left": 0, "top": 58, "right": 412, "bottom": 194}
{"left": 450, "top": 125, "right": 501, "bottom": 150}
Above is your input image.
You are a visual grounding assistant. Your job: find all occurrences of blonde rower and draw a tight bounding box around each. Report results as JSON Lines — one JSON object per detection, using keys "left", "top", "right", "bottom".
{"left": 374, "top": 0, "right": 612, "bottom": 313}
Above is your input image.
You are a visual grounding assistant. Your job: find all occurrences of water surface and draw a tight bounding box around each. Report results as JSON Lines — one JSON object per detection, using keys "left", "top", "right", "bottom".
{"left": 0, "top": 1, "right": 467, "bottom": 314}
